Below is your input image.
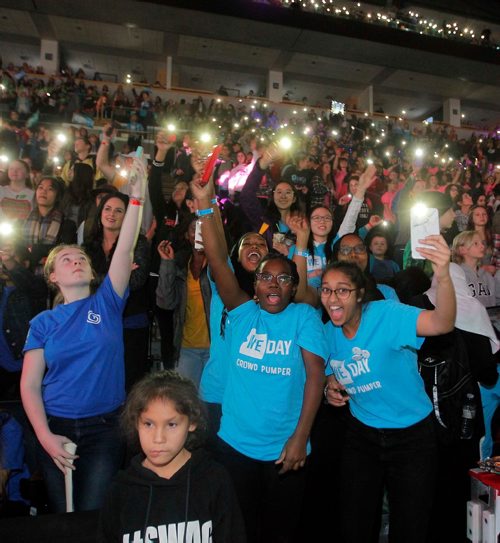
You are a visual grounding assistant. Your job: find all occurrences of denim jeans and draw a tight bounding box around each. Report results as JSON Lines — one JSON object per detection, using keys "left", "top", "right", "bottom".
{"left": 338, "top": 413, "right": 437, "bottom": 543}
{"left": 176, "top": 347, "right": 210, "bottom": 389}
{"left": 216, "top": 437, "right": 307, "bottom": 543}
{"left": 38, "top": 408, "right": 124, "bottom": 513}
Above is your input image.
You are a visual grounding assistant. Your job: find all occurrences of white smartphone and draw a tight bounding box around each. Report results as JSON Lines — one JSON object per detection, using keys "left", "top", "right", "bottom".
{"left": 194, "top": 220, "right": 204, "bottom": 250}
{"left": 410, "top": 206, "right": 439, "bottom": 259}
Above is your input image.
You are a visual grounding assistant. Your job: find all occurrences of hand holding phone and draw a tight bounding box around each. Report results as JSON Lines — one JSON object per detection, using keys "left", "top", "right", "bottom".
{"left": 129, "top": 146, "right": 145, "bottom": 188}
{"left": 104, "top": 121, "right": 118, "bottom": 138}
{"left": 410, "top": 206, "right": 440, "bottom": 259}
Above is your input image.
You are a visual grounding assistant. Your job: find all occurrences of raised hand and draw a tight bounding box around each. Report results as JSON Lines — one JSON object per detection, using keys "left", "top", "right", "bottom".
{"left": 358, "top": 164, "right": 377, "bottom": 193}
{"left": 129, "top": 154, "right": 147, "bottom": 199}
{"left": 157, "top": 240, "right": 175, "bottom": 260}
{"left": 338, "top": 194, "right": 353, "bottom": 206}
{"left": 190, "top": 148, "right": 207, "bottom": 176}
{"left": 190, "top": 174, "right": 214, "bottom": 205}
{"left": 102, "top": 122, "right": 115, "bottom": 141}
{"left": 155, "top": 130, "right": 173, "bottom": 153}
{"left": 261, "top": 142, "right": 282, "bottom": 169}
{"left": 286, "top": 213, "right": 310, "bottom": 238}
{"left": 367, "top": 214, "right": 382, "bottom": 229}
{"left": 416, "top": 234, "right": 451, "bottom": 280}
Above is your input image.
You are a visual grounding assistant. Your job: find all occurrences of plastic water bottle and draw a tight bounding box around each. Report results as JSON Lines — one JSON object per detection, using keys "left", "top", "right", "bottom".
{"left": 460, "top": 393, "right": 476, "bottom": 440}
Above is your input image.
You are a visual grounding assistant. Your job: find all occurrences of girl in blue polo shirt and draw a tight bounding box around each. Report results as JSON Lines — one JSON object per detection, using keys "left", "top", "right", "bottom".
{"left": 322, "top": 235, "right": 456, "bottom": 543}
{"left": 20, "top": 155, "right": 147, "bottom": 513}
{"left": 191, "top": 175, "right": 327, "bottom": 543}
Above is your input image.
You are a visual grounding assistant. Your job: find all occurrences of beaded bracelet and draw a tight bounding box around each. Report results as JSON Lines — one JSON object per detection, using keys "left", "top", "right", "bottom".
{"left": 196, "top": 207, "right": 214, "bottom": 218}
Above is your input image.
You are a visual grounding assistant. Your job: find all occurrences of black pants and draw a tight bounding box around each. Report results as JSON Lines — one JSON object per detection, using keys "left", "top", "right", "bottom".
{"left": 216, "top": 437, "right": 307, "bottom": 543}
{"left": 123, "top": 326, "right": 149, "bottom": 392}
{"left": 338, "top": 413, "right": 437, "bottom": 543}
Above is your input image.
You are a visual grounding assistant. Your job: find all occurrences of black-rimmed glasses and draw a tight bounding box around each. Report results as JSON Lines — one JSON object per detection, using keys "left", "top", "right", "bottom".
{"left": 319, "top": 287, "right": 357, "bottom": 300}
{"left": 255, "top": 272, "right": 294, "bottom": 285}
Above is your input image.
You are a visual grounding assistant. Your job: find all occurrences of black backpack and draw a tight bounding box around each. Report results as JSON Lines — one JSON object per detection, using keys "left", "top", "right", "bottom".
{"left": 418, "top": 328, "right": 481, "bottom": 445}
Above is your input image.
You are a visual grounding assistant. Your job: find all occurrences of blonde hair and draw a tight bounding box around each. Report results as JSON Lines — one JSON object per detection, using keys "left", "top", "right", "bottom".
{"left": 44, "top": 244, "right": 96, "bottom": 301}
{"left": 451, "top": 230, "right": 479, "bottom": 264}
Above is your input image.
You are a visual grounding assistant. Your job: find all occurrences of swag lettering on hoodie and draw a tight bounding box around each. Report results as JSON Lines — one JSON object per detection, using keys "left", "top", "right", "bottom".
{"left": 124, "top": 520, "right": 213, "bottom": 543}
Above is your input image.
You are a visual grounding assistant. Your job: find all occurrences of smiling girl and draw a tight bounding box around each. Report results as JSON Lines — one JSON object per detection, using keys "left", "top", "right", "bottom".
{"left": 191, "top": 174, "right": 327, "bottom": 543}
{"left": 322, "top": 235, "right": 456, "bottom": 543}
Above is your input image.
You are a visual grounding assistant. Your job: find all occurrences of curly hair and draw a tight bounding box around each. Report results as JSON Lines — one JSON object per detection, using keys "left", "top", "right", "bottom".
{"left": 121, "top": 370, "right": 207, "bottom": 451}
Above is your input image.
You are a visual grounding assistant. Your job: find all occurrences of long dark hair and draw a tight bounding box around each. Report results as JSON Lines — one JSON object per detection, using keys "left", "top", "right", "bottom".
{"left": 228, "top": 232, "right": 268, "bottom": 298}
{"left": 307, "top": 205, "right": 337, "bottom": 261}
{"left": 84, "top": 192, "right": 129, "bottom": 275}
{"left": 265, "top": 181, "right": 302, "bottom": 224}
{"left": 35, "top": 176, "right": 66, "bottom": 211}
{"left": 331, "top": 234, "right": 384, "bottom": 302}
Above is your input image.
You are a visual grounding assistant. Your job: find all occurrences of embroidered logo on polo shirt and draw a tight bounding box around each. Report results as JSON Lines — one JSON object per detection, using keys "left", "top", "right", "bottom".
{"left": 87, "top": 311, "right": 101, "bottom": 324}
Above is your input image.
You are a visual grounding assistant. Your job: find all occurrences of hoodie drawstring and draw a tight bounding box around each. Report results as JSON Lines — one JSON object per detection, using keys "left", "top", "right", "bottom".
{"left": 184, "top": 464, "right": 191, "bottom": 543}
{"left": 143, "top": 484, "right": 153, "bottom": 536}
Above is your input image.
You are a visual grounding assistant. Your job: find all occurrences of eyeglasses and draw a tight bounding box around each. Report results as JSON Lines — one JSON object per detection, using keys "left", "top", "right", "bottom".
{"left": 255, "top": 272, "right": 294, "bottom": 285}
{"left": 338, "top": 244, "right": 367, "bottom": 256}
{"left": 311, "top": 215, "right": 333, "bottom": 223}
{"left": 319, "top": 287, "right": 357, "bottom": 300}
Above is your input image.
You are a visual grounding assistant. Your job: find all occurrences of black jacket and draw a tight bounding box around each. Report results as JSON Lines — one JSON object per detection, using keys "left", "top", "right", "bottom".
{"left": 97, "top": 450, "right": 246, "bottom": 543}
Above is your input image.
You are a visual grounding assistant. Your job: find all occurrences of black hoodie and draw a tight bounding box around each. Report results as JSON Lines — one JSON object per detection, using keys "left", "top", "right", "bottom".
{"left": 97, "top": 449, "right": 246, "bottom": 543}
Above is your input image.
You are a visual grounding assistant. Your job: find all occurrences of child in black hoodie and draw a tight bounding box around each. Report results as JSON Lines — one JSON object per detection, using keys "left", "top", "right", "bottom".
{"left": 97, "top": 371, "right": 246, "bottom": 543}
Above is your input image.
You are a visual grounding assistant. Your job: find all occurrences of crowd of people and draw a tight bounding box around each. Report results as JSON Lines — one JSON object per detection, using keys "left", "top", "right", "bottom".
{"left": 262, "top": 0, "right": 498, "bottom": 50}
{"left": 0, "top": 96, "right": 499, "bottom": 541}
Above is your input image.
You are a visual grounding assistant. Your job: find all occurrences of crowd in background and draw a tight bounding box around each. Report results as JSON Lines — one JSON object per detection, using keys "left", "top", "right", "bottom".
{"left": 0, "top": 76, "right": 500, "bottom": 541}
{"left": 256, "top": 0, "right": 499, "bottom": 50}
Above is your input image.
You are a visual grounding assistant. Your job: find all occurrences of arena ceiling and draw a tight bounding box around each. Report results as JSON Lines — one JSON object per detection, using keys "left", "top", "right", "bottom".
{"left": 0, "top": 0, "right": 499, "bottom": 127}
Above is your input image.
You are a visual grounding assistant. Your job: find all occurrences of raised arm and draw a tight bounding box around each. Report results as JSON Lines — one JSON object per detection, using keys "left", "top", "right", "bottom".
{"left": 240, "top": 143, "right": 282, "bottom": 231}
{"left": 148, "top": 131, "right": 174, "bottom": 222}
{"left": 96, "top": 123, "right": 118, "bottom": 182}
{"left": 336, "top": 164, "right": 377, "bottom": 239}
{"left": 190, "top": 176, "right": 249, "bottom": 311}
{"left": 288, "top": 214, "right": 320, "bottom": 307}
{"left": 416, "top": 235, "right": 456, "bottom": 336}
{"left": 108, "top": 155, "right": 146, "bottom": 297}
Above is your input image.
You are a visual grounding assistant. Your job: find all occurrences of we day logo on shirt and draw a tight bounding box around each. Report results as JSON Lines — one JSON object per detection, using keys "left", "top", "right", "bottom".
{"left": 239, "top": 328, "right": 291, "bottom": 359}
{"left": 329, "top": 347, "right": 372, "bottom": 385}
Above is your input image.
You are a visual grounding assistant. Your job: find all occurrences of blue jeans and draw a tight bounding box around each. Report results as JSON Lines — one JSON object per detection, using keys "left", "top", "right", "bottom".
{"left": 38, "top": 408, "right": 124, "bottom": 513}
{"left": 176, "top": 347, "right": 210, "bottom": 389}
{"left": 338, "top": 413, "right": 437, "bottom": 543}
